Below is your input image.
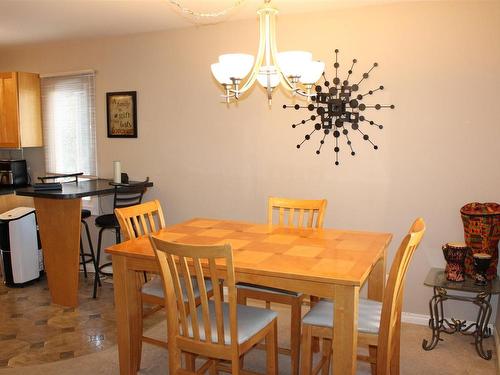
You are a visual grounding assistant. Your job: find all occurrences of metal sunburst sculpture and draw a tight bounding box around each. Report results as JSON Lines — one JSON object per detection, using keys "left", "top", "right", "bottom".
{"left": 283, "top": 49, "right": 395, "bottom": 165}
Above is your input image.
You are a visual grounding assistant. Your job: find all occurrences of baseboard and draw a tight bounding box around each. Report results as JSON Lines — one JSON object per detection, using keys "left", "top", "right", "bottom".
{"left": 401, "top": 311, "right": 495, "bottom": 333}
{"left": 401, "top": 312, "right": 430, "bottom": 326}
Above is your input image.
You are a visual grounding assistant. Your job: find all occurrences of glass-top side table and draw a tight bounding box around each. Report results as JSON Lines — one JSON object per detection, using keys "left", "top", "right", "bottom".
{"left": 422, "top": 267, "right": 500, "bottom": 360}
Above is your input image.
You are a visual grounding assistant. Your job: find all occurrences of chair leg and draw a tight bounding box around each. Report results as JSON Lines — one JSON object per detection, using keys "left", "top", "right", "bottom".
{"left": 185, "top": 353, "right": 196, "bottom": 371}
{"left": 266, "top": 319, "right": 278, "bottom": 375}
{"left": 300, "top": 324, "right": 313, "bottom": 375}
{"left": 93, "top": 227, "right": 105, "bottom": 299}
{"left": 136, "top": 280, "right": 144, "bottom": 372}
{"left": 209, "top": 360, "right": 217, "bottom": 375}
{"left": 80, "top": 236, "right": 88, "bottom": 278}
{"left": 369, "top": 344, "right": 378, "bottom": 375}
{"left": 231, "top": 352, "right": 240, "bottom": 375}
{"left": 290, "top": 299, "right": 301, "bottom": 375}
{"left": 321, "top": 339, "right": 332, "bottom": 375}
{"left": 310, "top": 296, "right": 320, "bottom": 353}
{"left": 237, "top": 292, "right": 247, "bottom": 370}
{"left": 82, "top": 219, "right": 101, "bottom": 287}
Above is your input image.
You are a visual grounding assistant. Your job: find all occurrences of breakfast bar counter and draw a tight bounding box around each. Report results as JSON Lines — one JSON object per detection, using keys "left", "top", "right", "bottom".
{"left": 16, "top": 179, "right": 152, "bottom": 307}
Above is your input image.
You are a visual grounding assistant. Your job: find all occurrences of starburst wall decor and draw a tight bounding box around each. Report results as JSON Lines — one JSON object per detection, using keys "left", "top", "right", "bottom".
{"left": 283, "top": 49, "right": 395, "bottom": 165}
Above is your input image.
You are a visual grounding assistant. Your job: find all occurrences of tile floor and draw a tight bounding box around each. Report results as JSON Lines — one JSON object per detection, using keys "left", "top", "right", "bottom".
{"left": 0, "top": 273, "right": 161, "bottom": 368}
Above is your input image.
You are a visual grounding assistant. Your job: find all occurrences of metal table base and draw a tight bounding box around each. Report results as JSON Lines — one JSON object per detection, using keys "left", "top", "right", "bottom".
{"left": 422, "top": 286, "right": 492, "bottom": 360}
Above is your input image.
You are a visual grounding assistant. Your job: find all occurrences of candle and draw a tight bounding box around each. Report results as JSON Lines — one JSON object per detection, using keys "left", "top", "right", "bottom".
{"left": 113, "top": 161, "right": 121, "bottom": 183}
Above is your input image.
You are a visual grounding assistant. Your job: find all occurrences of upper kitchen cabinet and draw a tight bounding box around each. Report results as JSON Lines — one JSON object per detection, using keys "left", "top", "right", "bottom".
{"left": 0, "top": 72, "right": 43, "bottom": 148}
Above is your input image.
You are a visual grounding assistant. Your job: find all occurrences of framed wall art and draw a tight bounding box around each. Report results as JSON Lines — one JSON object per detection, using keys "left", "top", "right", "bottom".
{"left": 106, "top": 91, "right": 137, "bottom": 138}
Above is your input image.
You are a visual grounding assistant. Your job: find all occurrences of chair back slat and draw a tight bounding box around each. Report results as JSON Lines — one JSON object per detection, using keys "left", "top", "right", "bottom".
{"left": 288, "top": 208, "right": 295, "bottom": 226}
{"left": 278, "top": 207, "right": 285, "bottom": 226}
{"left": 115, "top": 200, "right": 166, "bottom": 241}
{"left": 298, "top": 209, "right": 305, "bottom": 227}
{"left": 146, "top": 212, "right": 157, "bottom": 232}
{"left": 377, "top": 218, "right": 425, "bottom": 375}
{"left": 132, "top": 216, "right": 143, "bottom": 237}
{"left": 150, "top": 238, "right": 235, "bottom": 349}
{"left": 268, "top": 197, "right": 327, "bottom": 229}
{"left": 165, "top": 252, "right": 189, "bottom": 337}
{"left": 179, "top": 256, "right": 200, "bottom": 340}
{"left": 307, "top": 209, "right": 314, "bottom": 227}
{"left": 209, "top": 258, "right": 225, "bottom": 344}
{"left": 193, "top": 258, "right": 212, "bottom": 343}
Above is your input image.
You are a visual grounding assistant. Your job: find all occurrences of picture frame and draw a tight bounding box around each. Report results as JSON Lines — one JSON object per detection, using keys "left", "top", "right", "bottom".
{"left": 106, "top": 91, "right": 137, "bottom": 138}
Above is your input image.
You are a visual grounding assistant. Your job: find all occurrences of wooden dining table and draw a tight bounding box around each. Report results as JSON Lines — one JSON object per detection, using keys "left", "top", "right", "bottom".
{"left": 106, "top": 218, "right": 392, "bottom": 375}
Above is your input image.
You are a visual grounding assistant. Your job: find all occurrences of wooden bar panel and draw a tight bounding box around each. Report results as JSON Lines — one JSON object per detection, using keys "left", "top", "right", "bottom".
{"left": 34, "top": 197, "right": 81, "bottom": 307}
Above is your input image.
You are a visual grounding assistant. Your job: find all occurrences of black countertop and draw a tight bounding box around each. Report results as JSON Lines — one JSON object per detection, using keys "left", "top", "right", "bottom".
{"left": 15, "top": 179, "right": 153, "bottom": 200}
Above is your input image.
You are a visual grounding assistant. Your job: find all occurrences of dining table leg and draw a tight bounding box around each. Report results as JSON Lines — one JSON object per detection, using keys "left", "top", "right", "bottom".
{"left": 332, "top": 284, "right": 359, "bottom": 375}
{"left": 113, "top": 255, "right": 142, "bottom": 375}
{"left": 368, "top": 252, "right": 386, "bottom": 302}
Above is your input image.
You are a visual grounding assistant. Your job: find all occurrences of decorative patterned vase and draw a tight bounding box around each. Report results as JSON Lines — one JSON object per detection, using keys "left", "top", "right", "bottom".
{"left": 473, "top": 253, "right": 492, "bottom": 285}
{"left": 461, "top": 202, "right": 500, "bottom": 280}
{"left": 442, "top": 242, "right": 468, "bottom": 281}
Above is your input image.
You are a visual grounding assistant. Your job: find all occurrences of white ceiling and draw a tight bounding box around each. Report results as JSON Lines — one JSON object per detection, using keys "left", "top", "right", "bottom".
{"left": 0, "top": 0, "right": 438, "bottom": 47}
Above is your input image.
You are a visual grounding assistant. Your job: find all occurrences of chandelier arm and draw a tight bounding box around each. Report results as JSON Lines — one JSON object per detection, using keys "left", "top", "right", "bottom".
{"left": 266, "top": 9, "right": 295, "bottom": 92}
{"left": 235, "top": 5, "right": 270, "bottom": 95}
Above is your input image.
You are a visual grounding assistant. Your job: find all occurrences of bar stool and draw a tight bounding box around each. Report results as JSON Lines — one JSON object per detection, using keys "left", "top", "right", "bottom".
{"left": 38, "top": 173, "right": 99, "bottom": 281}
{"left": 92, "top": 178, "right": 149, "bottom": 298}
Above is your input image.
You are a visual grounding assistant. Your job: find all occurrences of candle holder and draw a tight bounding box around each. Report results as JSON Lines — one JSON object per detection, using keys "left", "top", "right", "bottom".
{"left": 473, "top": 253, "right": 492, "bottom": 286}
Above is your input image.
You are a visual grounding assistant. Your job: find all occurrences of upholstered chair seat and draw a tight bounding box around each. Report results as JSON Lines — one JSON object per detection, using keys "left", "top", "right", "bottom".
{"left": 302, "top": 299, "right": 382, "bottom": 334}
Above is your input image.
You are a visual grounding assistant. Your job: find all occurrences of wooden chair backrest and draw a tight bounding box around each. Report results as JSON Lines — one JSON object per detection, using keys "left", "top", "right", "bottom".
{"left": 150, "top": 237, "right": 237, "bottom": 356}
{"left": 112, "top": 178, "right": 149, "bottom": 210}
{"left": 115, "top": 200, "right": 166, "bottom": 241}
{"left": 377, "top": 218, "right": 425, "bottom": 374}
{"left": 268, "top": 197, "right": 327, "bottom": 228}
{"left": 38, "top": 172, "right": 83, "bottom": 184}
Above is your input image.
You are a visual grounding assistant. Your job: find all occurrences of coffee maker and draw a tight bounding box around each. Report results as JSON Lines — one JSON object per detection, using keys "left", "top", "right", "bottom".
{"left": 0, "top": 160, "right": 29, "bottom": 188}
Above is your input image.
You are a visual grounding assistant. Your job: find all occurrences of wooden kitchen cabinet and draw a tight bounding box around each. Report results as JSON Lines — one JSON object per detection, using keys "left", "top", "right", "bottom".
{"left": 0, "top": 72, "right": 43, "bottom": 148}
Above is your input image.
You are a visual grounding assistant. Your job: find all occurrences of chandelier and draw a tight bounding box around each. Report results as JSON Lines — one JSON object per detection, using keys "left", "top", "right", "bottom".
{"left": 210, "top": 0, "right": 325, "bottom": 105}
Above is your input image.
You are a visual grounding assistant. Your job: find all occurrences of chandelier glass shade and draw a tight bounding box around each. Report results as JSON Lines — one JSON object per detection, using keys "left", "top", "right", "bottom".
{"left": 210, "top": 0, "right": 325, "bottom": 104}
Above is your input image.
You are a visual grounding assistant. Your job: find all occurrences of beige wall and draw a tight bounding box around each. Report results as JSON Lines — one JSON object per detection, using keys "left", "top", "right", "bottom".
{"left": 1, "top": 1, "right": 499, "bottom": 321}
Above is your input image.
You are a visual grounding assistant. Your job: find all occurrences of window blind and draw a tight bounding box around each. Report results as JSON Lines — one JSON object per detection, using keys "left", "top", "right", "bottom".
{"left": 40, "top": 72, "right": 97, "bottom": 176}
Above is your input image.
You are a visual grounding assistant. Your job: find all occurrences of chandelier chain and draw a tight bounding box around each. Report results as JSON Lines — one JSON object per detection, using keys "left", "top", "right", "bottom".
{"left": 167, "top": 0, "right": 247, "bottom": 19}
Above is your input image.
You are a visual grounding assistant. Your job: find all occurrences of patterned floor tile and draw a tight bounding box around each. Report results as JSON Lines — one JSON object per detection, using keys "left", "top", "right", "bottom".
{"left": 0, "top": 273, "right": 124, "bottom": 368}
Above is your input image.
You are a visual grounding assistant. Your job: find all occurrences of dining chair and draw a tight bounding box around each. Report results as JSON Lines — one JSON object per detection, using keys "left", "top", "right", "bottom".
{"left": 300, "top": 218, "right": 426, "bottom": 375}
{"left": 38, "top": 172, "right": 99, "bottom": 283}
{"left": 92, "top": 178, "right": 149, "bottom": 298}
{"left": 150, "top": 236, "right": 278, "bottom": 375}
{"left": 237, "top": 196, "right": 327, "bottom": 375}
{"left": 114, "top": 200, "right": 216, "bottom": 367}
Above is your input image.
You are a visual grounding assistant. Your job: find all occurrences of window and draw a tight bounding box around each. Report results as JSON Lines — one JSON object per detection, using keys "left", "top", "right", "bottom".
{"left": 40, "top": 71, "right": 97, "bottom": 177}
{"left": 40, "top": 71, "right": 98, "bottom": 212}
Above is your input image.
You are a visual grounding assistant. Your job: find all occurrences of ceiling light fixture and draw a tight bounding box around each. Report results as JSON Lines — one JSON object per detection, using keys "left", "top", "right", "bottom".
{"left": 210, "top": 0, "right": 325, "bottom": 105}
